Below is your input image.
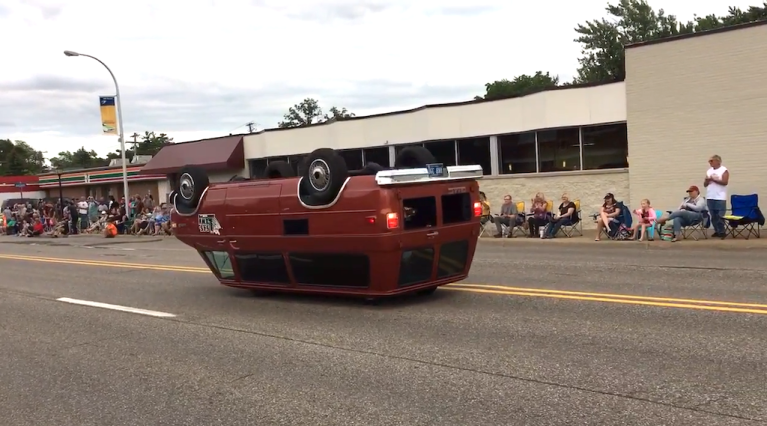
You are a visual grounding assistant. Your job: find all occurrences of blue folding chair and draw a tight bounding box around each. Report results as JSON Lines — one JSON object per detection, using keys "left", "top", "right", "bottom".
{"left": 723, "top": 194, "right": 764, "bottom": 239}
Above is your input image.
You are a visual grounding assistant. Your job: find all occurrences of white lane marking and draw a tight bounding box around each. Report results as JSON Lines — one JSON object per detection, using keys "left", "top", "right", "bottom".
{"left": 56, "top": 297, "right": 176, "bottom": 318}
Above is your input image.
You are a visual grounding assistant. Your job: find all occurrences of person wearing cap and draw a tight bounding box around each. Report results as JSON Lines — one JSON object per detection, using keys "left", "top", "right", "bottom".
{"left": 656, "top": 185, "right": 706, "bottom": 242}
{"left": 594, "top": 193, "right": 620, "bottom": 241}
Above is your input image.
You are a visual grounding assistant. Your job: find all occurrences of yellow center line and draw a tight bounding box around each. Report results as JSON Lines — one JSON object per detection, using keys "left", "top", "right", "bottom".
{"left": 2, "top": 253, "right": 766, "bottom": 315}
{"left": 0, "top": 254, "right": 209, "bottom": 273}
{"left": 450, "top": 283, "right": 767, "bottom": 310}
{"left": 442, "top": 287, "right": 767, "bottom": 315}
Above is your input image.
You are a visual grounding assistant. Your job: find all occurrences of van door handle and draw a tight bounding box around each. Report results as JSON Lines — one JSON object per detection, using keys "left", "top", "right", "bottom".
{"left": 426, "top": 231, "right": 439, "bottom": 237}
{"left": 228, "top": 240, "right": 239, "bottom": 250}
{"left": 217, "top": 240, "right": 226, "bottom": 244}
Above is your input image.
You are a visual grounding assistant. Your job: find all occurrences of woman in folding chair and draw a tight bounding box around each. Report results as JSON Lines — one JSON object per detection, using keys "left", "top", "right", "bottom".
{"left": 594, "top": 193, "right": 621, "bottom": 241}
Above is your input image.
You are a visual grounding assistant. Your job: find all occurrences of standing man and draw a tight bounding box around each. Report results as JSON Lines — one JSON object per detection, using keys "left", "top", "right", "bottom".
{"left": 77, "top": 197, "right": 89, "bottom": 231}
{"left": 704, "top": 154, "right": 729, "bottom": 239}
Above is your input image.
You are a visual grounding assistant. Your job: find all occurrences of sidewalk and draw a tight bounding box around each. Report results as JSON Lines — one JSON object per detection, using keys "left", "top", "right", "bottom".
{"left": 0, "top": 233, "right": 166, "bottom": 247}
{"left": 479, "top": 229, "right": 766, "bottom": 250}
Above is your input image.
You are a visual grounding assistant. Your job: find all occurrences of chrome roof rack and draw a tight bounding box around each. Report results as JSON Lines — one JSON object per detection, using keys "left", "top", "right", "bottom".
{"left": 375, "top": 164, "right": 483, "bottom": 186}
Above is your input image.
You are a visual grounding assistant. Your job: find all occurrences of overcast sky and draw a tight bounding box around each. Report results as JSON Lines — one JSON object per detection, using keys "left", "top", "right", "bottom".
{"left": 0, "top": 0, "right": 758, "bottom": 158}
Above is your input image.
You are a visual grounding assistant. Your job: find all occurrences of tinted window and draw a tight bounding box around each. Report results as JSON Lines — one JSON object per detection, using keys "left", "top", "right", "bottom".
{"left": 363, "top": 147, "right": 390, "bottom": 167}
{"left": 235, "top": 253, "right": 290, "bottom": 284}
{"left": 289, "top": 253, "right": 370, "bottom": 287}
{"left": 403, "top": 197, "right": 437, "bottom": 230}
{"left": 581, "top": 123, "right": 628, "bottom": 170}
{"left": 202, "top": 251, "right": 235, "bottom": 279}
{"left": 457, "top": 137, "right": 491, "bottom": 175}
{"left": 398, "top": 247, "right": 434, "bottom": 286}
{"left": 424, "top": 140, "right": 457, "bottom": 166}
{"left": 338, "top": 149, "right": 363, "bottom": 171}
{"left": 437, "top": 240, "right": 469, "bottom": 278}
{"left": 498, "top": 132, "right": 536, "bottom": 174}
{"left": 537, "top": 128, "right": 580, "bottom": 172}
{"left": 442, "top": 193, "right": 472, "bottom": 224}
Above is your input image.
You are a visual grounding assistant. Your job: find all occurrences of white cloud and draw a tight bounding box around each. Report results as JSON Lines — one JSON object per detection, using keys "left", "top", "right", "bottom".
{"left": 0, "top": 0, "right": 759, "bottom": 157}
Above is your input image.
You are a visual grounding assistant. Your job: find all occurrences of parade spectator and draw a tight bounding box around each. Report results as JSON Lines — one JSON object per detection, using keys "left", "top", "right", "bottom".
{"left": 704, "top": 154, "right": 729, "bottom": 239}
{"left": 656, "top": 185, "right": 706, "bottom": 242}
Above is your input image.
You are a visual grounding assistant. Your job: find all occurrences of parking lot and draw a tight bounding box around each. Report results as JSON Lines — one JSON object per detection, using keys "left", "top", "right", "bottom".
{"left": 1, "top": 236, "right": 766, "bottom": 425}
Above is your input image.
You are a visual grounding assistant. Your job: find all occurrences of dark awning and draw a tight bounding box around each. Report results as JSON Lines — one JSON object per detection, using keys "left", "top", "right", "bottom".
{"left": 140, "top": 135, "right": 244, "bottom": 175}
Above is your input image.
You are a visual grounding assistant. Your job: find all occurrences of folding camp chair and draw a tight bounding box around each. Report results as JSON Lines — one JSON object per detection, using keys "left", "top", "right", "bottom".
{"left": 724, "top": 194, "right": 764, "bottom": 239}
{"left": 560, "top": 200, "right": 583, "bottom": 237}
{"left": 681, "top": 210, "right": 710, "bottom": 241}
{"left": 479, "top": 215, "right": 494, "bottom": 238}
{"left": 592, "top": 202, "right": 631, "bottom": 240}
{"left": 511, "top": 201, "right": 527, "bottom": 237}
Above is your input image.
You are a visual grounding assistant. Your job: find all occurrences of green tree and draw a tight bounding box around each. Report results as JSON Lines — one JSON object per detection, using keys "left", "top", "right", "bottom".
{"left": 134, "top": 131, "right": 173, "bottom": 155}
{"left": 475, "top": 72, "right": 560, "bottom": 101}
{"left": 49, "top": 147, "right": 108, "bottom": 170}
{"left": 0, "top": 139, "right": 46, "bottom": 175}
{"left": 573, "top": 0, "right": 767, "bottom": 83}
{"left": 278, "top": 98, "right": 355, "bottom": 128}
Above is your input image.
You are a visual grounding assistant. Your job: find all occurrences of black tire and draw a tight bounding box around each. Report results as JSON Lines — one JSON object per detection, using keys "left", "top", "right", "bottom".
{"left": 176, "top": 166, "right": 209, "bottom": 212}
{"left": 418, "top": 286, "right": 438, "bottom": 296}
{"left": 362, "top": 162, "right": 385, "bottom": 174}
{"left": 394, "top": 146, "right": 436, "bottom": 169}
{"left": 299, "top": 148, "right": 349, "bottom": 206}
{"left": 262, "top": 161, "right": 294, "bottom": 179}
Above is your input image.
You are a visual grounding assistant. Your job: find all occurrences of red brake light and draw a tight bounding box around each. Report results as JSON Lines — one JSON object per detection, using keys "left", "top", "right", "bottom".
{"left": 366, "top": 216, "right": 376, "bottom": 224}
{"left": 473, "top": 202, "right": 482, "bottom": 217}
{"left": 386, "top": 212, "right": 399, "bottom": 229}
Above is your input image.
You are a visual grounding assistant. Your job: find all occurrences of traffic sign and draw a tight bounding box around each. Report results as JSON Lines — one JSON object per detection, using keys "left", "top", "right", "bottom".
{"left": 14, "top": 182, "right": 26, "bottom": 188}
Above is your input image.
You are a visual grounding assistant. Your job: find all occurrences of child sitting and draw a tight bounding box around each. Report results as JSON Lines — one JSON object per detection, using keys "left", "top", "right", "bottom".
{"left": 631, "top": 199, "right": 656, "bottom": 241}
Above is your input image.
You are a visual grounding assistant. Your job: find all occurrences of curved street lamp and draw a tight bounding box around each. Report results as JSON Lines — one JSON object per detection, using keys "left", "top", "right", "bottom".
{"left": 63, "top": 50, "right": 130, "bottom": 216}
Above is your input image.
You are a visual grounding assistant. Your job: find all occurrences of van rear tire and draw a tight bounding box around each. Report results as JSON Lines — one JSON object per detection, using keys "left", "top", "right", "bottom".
{"left": 299, "top": 148, "right": 349, "bottom": 206}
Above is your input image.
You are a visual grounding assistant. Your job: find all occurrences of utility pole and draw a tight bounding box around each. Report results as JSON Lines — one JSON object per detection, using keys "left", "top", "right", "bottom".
{"left": 246, "top": 122, "right": 256, "bottom": 133}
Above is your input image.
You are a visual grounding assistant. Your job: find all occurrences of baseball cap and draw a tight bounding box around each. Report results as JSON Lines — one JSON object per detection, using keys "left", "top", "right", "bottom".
{"left": 686, "top": 185, "right": 699, "bottom": 193}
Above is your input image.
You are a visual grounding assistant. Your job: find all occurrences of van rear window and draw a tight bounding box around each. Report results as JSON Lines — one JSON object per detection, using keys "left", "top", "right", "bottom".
{"left": 398, "top": 247, "right": 434, "bottom": 286}
{"left": 289, "top": 253, "right": 370, "bottom": 287}
{"left": 437, "top": 240, "right": 469, "bottom": 278}
{"left": 441, "top": 193, "right": 472, "bottom": 224}
{"left": 403, "top": 197, "right": 437, "bottom": 230}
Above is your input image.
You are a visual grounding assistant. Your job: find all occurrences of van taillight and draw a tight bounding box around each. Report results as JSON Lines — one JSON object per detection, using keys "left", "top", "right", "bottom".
{"left": 386, "top": 213, "right": 399, "bottom": 229}
{"left": 473, "top": 202, "right": 482, "bottom": 217}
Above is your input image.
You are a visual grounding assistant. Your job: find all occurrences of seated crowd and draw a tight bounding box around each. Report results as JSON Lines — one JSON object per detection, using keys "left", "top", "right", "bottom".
{"left": 1, "top": 193, "right": 174, "bottom": 238}
{"left": 480, "top": 192, "right": 579, "bottom": 239}
{"left": 480, "top": 184, "right": 762, "bottom": 243}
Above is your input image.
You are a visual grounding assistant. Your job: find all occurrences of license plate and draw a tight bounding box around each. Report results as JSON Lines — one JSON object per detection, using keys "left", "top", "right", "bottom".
{"left": 426, "top": 163, "right": 447, "bottom": 178}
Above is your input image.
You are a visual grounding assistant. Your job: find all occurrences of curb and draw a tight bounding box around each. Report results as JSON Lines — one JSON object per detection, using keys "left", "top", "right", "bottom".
{"left": 477, "top": 237, "right": 767, "bottom": 251}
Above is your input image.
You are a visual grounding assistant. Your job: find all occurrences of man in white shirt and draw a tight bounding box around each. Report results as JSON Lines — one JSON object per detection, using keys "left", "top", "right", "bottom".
{"left": 76, "top": 198, "right": 89, "bottom": 231}
{"left": 703, "top": 154, "right": 729, "bottom": 239}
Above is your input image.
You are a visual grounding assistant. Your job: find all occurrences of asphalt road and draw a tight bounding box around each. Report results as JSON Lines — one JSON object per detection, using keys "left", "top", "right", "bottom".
{"left": 1, "top": 237, "right": 766, "bottom": 425}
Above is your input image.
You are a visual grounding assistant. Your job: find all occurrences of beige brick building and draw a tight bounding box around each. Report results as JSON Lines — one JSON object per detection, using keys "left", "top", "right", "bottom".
{"left": 625, "top": 20, "right": 767, "bottom": 210}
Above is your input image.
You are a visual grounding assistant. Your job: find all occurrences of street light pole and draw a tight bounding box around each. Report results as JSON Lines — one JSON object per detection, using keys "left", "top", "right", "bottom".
{"left": 63, "top": 50, "right": 130, "bottom": 217}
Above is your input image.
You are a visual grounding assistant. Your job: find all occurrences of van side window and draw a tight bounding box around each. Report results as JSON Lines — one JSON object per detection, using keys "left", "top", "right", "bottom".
{"left": 202, "top": 251, "right": 235, "bottom": 279}
{"left": 235, "top": 253, "right": 290, "bottom": 284}
{"left": 289, "top": 253, "right": 370, "bottom": 287}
